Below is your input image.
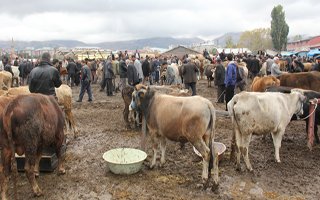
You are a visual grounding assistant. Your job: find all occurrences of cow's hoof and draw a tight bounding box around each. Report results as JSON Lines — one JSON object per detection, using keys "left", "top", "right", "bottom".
{"left": 159, "top": 161, "right": 166, "bottom": 168}
{"left": 33, "top": 188, "right": 43, "bottom": 197}
{"left": 201, "top": 179, "right": 209, "bottom": 190}
{"left": 34, "top": 171, "right": 40, "bottom": 177}
{"left": 149, "top": 164, "right": 155, "bottom": 169}
{"left": 58, "top": 168, "right": 66, "bottom": 175}
{"left": 211, "top": 182, "right": 219, "bottom": 193}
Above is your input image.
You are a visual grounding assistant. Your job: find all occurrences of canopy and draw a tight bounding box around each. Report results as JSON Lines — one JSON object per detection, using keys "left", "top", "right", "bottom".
{"left": 281, "top": 51, "right": 296, "bottom": 57}
{"left": 307, "top": 49, "right": 320, "bottom": 57}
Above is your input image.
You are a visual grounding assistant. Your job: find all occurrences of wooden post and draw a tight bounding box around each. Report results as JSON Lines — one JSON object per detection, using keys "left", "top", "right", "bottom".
{"left": 307, "top": 99, "right": 319, "bottom": 150}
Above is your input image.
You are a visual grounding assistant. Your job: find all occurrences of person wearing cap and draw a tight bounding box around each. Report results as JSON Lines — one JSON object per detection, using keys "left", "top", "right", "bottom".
{"left": 29, "top": 52, "right": 62, "bottom": 96}
{"left": 214, "top": 57, "right": 225, "bottom": 103}
{"left": 271, "top": 57, "right": 284, "bottom": 77}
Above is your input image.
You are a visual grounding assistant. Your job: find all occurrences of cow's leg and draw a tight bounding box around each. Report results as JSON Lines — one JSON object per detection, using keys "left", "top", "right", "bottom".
{"left": 66, "top": 110, "right": 78, "bottom": 138}
{"left": 193, "top": 139, "right": 210, "bottom": 183}
{"left": 235, "top": 129, "right": 242, "bottom": 171}
{"left": 25, "top": 154, "right": 42, "bottom": 197}
{"left": 55, "top": 136, "right": 66, "bottom": 175}
{"left": 34, "top": 152, "right": 42, "bottom": 177}
{"left": 241, "top": 134, "right": 253, "bottom": 171}
{"left": 211, "top": 143, "right": 219, "bottom": 191}
{"left": 1, "top": 147, "right": 12, "bottom": 200}
{"left": 123, "top": 105, "right": 130, "bottom": 129}
{"left": 150, "top": 134, "right": 159, "bottom": 169}
{"left": 271, "top": 131, "right": 283, "bottom": 163}
{"left": 159, "top": 137, "right": 167, "bottom": 167}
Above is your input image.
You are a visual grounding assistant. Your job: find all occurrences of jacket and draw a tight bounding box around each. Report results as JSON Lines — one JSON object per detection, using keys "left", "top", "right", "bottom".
{"left": 224, "top": 61, "right": 237, "bottom": 86}
{"left": 142, "top": 60, "right": 150, "bottom": 77}
{"left": 127, "top": 63, "right": 139, "bottom": 86}
{"left": 112, "top": 60, "right": 119, "bottom": 75}
{"left": 134, "top": 59, "right": 144, "bottom": 80}
{"left": 182, "top": 63, "right": 198, "bottom": 84}
{"left": 81, "top": 65, "right": 92, "bottom": 82}
{"left": 214, "top": 63, "right": 225, "bottom": 86}
{"left": 271, "top": 63, "right": 283, "bottom": 77}
{"left": 4, "top": 64, "right": 13, "bottom": 76}
{"left": 103, "top": 61, "right": 114, "bottom": 79}
{"left": 119, "top": 60, "right": 128, "bottom": 78}
{"left": 29, "top": 61, "right": 62, "bottom": 96}
{"left": 67, "top": 61, "right": 77, "bottom": 75}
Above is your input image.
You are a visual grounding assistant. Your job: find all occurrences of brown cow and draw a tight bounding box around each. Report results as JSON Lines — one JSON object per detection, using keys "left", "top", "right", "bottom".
{"left": 0, "top": 94, "right": 65, "bottom": 199}
{"left": 130, "top": 85, "right": 219, "bottom": 190}
{"left": 0, "top": 71, "right": 12, "bottom": 90}
{"left": 2, "top": 85, "right": 78, "bottom": 138}
{"left": 279, "top": 71, "right": 320, "bottom": 92}
{"left": 204, "top": 62, "right": 215, "bottom": 87}
{"left": 303, "top": 62, "right": 313, "bottom": 72}
{"left": 122, "top": 84, "right": 189, "bottom": 129}
{"left": 251, "top": 76, "right": 280, "bottom": 92}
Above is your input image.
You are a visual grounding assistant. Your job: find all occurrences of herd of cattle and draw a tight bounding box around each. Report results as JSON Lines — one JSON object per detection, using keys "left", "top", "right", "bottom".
{"left": 0, "top": 69, "right": 319, "bottom": 198}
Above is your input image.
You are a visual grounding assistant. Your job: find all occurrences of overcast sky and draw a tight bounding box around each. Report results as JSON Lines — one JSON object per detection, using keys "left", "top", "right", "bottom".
{"left": 0, "top": 0, "right": 319, "bottom": 43}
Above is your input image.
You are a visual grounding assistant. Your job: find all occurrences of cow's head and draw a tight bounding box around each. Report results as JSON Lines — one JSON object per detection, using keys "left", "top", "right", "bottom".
{"left": 130, "top": 84, "right": 148, "bottom": 111}
{"left": 291, "top": 90, "right": 307, "bottom": 116}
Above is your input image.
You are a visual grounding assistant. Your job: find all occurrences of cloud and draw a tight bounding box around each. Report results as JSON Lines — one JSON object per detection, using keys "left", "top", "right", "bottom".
{"left": 0, "top": 0, "right": 319, "bottom": 42}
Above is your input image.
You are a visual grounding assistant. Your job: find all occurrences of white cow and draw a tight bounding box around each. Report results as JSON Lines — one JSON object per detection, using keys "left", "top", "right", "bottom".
{"left": 227, "top": 91, "right": 306, "bottom": 171}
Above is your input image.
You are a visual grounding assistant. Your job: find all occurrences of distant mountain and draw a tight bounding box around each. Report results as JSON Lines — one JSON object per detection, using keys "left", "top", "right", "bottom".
{"left": 0, "top": 37, "right": 204, "bottom": 50}
{"left": 212, "top": 32, "right": 242, "bottom": 47}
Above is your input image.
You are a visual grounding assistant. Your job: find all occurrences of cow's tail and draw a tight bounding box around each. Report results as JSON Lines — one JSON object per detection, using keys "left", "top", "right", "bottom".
{"left": 227, "top": 97, "right": 239, "bottom": 162}
{"left": 208, "top": 103, "right": 216, "bottom": 176}
{"left": 3, "top": 111, "right": 18, "bottom": 200}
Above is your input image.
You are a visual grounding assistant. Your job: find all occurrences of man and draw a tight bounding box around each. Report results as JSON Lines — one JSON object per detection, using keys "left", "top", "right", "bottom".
{"left": 119, "top": 56, "right": 127, "bottom": 91}
{"left": 266, "top": 55, "right": 274, "bottom": 75}
{"left": 224, "top": 54, "right": 237, "bottom": 111}
{"left": 2, "top": 56, "right": 13, "bottom": 76}
{"left": 271, "top": 57, "right": 284, "bottom": 77}
{"left": 151, "top": 56, "right": 160, "bottom": 84}
{"left": 250, "top": 55, "right": 260, "bottom": 78}
{"left": 103, "top": 56, "right": 114, "bottom": 96}
{"left": 76, "top": 59, "right": 93, "bottom": 102}
{"left": 19, "top": 59, "right": 28, "bottom": 85}
{"left": 182, "top": 58, "right": 198, "bottom": 96}
{"left": 111, "top": 55, "right": 119, "bottom": 92}
{"left": 134, "top": 56, "right": 143, "bottom": 83}
{"left": 13, "top": 57, "right": 19, "bottom": 66}
{"left": 29, "top": 52, "right": 62, "bottom": 96}
{"left": 127, "top": 56, "right": 139, "bottom": 86}
{"left": 142, "top": 55, "right": 150, "bottom": 85}
{"left": 66, "top": 58, "right": 77, "bottom": 87}
{"left": 214, "top": 57, "right": 225, "bottom": 103}
{"left": 90, "top": 59, "right": 98, "bottom": 84}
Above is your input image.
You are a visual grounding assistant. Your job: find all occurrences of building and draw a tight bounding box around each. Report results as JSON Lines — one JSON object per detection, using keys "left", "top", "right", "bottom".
{"left": 161, "top": 45, "right": 201, "bottom": 59}
{"left": 287, "top": 35, "right": 320, "bottom": 51}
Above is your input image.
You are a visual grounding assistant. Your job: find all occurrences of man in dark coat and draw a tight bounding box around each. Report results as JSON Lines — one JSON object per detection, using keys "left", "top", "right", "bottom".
{"left": 103, "top": 57, "right": 114, "bottom": 96}
{"left": 119, "top": 57, "right": 127, "bottom": 91}
{"left": 76, "top": 59, "right": 93, "bottom": 102}
{"left": 250, "top": 55, "right": 260, "bottom": 78}
{"left": 142, "top": 55, "right": 150, "bottom": 84}
{"left": 29, "top": 53, "right": 62, "bottom": 96}
{"left": 66, "top": 59, "right": 77, "bottom": 87}
{"left": 182, "top": 58, "right": 199, "bottom": 96}
{"left": 127, "top": 56, "right": 139, "bottom": 86}
{"left": 214, "top": 58, "right": 225, "bottom": 103}
{"left": 18, "top": 59, "right": 28, "bottom": 85}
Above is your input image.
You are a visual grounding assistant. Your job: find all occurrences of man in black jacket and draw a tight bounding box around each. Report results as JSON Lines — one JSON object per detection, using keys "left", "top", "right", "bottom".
{"left": 76, "top": 59, "right": 93, "bottom": 102}
{"left": 119, "top": 57, "right": 127, "bottom": 91}
{"left": 127, "top": 56, "right": 139, "bottom": 86}
{"left": 214, "top": 58, "right": 225, "bottom": 103}
{"left": 66, "top": 59, "right": 77, "bottom": 87}
{"left": 142, "top": 55, "right": 150, "bottom": 84}
{"left": 29, "top": 53, "right": 62, "bottom": 96}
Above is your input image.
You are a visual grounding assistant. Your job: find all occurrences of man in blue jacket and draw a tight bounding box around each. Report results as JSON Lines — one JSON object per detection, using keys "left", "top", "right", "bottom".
{"left": 224, "top": 54, "right": 237, "bottom": 111}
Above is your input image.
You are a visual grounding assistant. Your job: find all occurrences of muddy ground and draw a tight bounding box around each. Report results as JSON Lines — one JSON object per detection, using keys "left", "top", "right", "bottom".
{"left": 9, "top": 80, "right": 320, "bottom": 200}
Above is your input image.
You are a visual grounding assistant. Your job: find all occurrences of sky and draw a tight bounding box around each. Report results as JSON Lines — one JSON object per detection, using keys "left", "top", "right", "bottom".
{"left": 0, "top": 0, "right": 319, "bottom": 43}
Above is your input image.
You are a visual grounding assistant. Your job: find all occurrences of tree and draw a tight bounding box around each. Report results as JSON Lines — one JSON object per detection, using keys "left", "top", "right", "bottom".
{"left": 225, "top": 36, "right": 236, "bottom": 48}
{"left": 271, "top": 5, "right": 289, "bottom": 52}
{"left": 238, "top": 28, "right": 273, "bottom": 53}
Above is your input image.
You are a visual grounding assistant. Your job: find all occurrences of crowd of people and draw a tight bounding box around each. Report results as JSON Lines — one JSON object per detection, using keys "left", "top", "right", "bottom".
{"left": 1, "top": 49, "right": 320, "bottom": 106}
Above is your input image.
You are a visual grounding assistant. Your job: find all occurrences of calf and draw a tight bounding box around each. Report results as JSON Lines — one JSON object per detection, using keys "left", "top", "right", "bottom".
{"left": 228, "top": 91, "right": 305, "bottom": 171}
{"left": 0, "top": 94, "right": 65, "bottom": 199}
{"left": 251, "top": 76, "right": 280, "bottom": 92}
{"left": 204, "top": 64, "right": 215, "bottom": 87}
{"left": 131, "top": 85, "right": 219, "bottom": 190}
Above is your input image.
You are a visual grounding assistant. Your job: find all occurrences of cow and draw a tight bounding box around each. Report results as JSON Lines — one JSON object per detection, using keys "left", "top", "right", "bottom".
{"left": 130, "top": 85, "right": 219, "bottom": 190}
{"left": 204, "top": 62, "right": 215, "bottom": 87}
{"left": 266, "top": 86, "right": 320, "bottom": 144}
{"left": 1, "top": 85, "right": 78, "bottom": 138}
{"left": 0, "top": 71, "right": 12, "bottom": 90}
{"left": 0, "top": 94, "right": 66, "bottom": 199}
{"left": 303, "top": 62, "right": 313, "bottom": 72}
{"left": 227, "top": 91, "right": 305, "bottom": 171}
{"left": 251, "top": 76, "right": 280, "bottom": 92}
{"left": 122, "top": 84, "right": 189, "bottom": 129}
{"left": 279, "top": 71, "right": 320, "bottom": 92}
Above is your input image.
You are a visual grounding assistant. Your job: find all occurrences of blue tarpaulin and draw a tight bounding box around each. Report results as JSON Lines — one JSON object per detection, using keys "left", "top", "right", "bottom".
{"left": 281, "top": 51, "right": 296, "bottom": 56}
{"left": 307, "top": 49, "right": 320, "bottom": 57}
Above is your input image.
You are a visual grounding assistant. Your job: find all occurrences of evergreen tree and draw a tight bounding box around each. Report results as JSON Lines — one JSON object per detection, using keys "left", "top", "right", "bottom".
{"left": 271, "top": 5, "right": 289, "bottom": 52}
